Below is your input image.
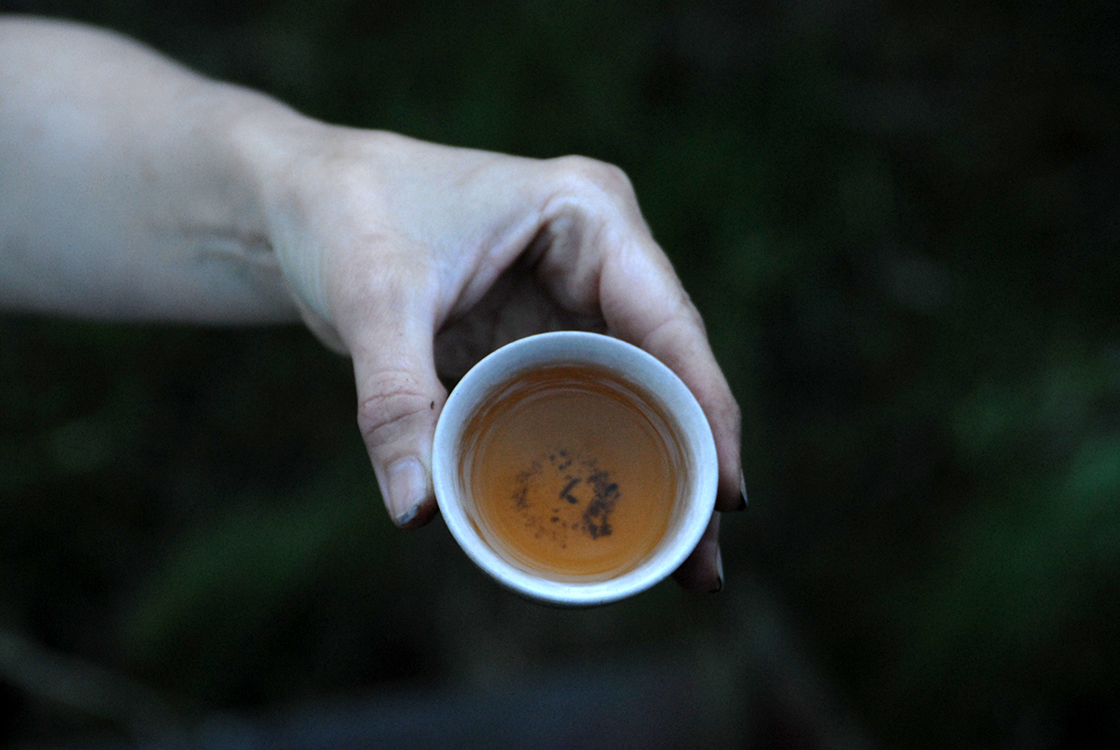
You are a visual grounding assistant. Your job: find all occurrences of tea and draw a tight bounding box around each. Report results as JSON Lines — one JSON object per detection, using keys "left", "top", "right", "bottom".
{"left": 460, "top": 364, "right": 684, "bottom": 580}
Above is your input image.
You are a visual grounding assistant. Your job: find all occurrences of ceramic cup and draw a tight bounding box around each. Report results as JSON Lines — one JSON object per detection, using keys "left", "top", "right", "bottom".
{"left": 432, "top": 331, "right": 717, "bottom": 606}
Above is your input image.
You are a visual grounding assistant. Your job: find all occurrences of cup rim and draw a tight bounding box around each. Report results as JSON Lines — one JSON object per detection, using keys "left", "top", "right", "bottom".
{"left": 432, "top": 331, "right": 717, "bottom": 606}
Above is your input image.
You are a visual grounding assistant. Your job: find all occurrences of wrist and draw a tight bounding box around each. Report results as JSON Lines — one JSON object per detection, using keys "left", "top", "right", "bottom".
{"left": 224, "top": 99, "right": 340, "bottom": 338}
{"left": 158, "top": 83, "right": 308, "bottom": 321}
{"left": 227, "top": 107, "right": 403, "bottom": 352}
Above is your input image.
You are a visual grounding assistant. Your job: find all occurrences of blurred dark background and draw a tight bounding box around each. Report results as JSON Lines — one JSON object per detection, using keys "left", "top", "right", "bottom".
{"left": 2, "top": 0, "right": 1120, "bottom": 747}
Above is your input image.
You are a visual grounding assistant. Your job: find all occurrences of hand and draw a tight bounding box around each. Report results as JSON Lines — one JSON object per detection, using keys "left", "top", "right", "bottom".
{"left": 244, "top": 122, "right": 744, "bottom": 592}
{"left": 0, "top": 18, "right": 739, "bottom": 591}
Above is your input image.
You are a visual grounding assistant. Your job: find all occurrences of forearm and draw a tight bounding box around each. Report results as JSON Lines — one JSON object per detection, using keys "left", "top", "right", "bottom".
{"left": 0, "top": 16, "right": 299, "bottom": 321}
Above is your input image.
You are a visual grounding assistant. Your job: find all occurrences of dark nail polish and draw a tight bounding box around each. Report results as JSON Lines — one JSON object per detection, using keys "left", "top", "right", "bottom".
{"left": 709, "top": 549, "right": 724, "bottom": 594}
{"left": 396, "top": 504, "right": 421, "bottom": 527}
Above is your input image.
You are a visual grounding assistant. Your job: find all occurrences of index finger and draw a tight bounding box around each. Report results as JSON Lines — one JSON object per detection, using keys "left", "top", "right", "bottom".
{"left": 600, "top": 235, "right": 744, "bottom": 513}
{"left": 525, "top": 156, "right": 744, "bottom": 513}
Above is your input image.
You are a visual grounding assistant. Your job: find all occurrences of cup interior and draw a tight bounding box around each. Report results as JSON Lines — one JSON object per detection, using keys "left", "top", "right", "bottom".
{"left": 433, "top": 332, "right": 717, "bottom": 606}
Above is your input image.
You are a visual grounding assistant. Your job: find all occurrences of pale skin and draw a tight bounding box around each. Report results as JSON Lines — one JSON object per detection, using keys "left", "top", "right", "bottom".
{"left": 0, "top": 16, "right": 744, "bottom": 592}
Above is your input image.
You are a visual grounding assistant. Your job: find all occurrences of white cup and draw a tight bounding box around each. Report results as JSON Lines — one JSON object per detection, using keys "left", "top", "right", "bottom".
{"left": 432, "top": 331, "right": 718, "bottom": 606}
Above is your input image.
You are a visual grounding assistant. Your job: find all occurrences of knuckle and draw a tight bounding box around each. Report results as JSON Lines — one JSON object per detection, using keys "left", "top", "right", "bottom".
{"left": 640, "top": 300, "right": 705, "bottom": 355}
{"left": 356, "top": 370, "right": 434, "bottom": 450}
{"left": 548, "top": 155, "right": 635, "bottom": 202}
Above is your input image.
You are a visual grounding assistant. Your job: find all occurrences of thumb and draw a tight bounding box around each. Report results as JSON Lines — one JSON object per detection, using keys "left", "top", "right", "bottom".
{"left": 349, "top": 310, "right": 446, "bottom": 529}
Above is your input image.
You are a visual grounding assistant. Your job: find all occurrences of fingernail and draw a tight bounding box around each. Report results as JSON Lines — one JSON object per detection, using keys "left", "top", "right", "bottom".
{"left": 737, "top": 472, "right": 748, "bottom": 511}
{"left": 710, "top": 548, "right": 724, "bottom": 594}
{"left": 387, "top": 457, "right": 427, "bottom": 527}
{"left": 396, "top": 504, "right": 421, "bottom": 527}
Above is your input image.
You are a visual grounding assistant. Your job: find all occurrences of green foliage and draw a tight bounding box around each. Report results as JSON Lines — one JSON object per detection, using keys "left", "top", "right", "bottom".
{"left": 119, "top": 452, "right": 391, "bottom": 702}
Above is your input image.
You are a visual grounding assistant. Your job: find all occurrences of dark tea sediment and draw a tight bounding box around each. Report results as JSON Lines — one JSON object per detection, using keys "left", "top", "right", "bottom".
{"left": 461, "top": 365, "right": 684, "bottom": 580}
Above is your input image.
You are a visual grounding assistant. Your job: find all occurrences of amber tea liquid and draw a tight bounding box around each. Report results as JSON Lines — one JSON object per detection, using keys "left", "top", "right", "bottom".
{"left": 461, "top": 365, "right": 684, "bottom": 580}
